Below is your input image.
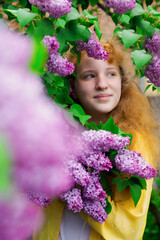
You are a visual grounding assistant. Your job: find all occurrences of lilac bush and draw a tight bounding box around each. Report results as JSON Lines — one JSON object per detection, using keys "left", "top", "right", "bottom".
{"left": 114, "top": 149, "right": 157, "bottom": 179}
{"left": 144, "top": 55, "right": 160, "bottom": 87}
{"left": 42, "top": 35, "right": 75, "bottom": 76}
{"left": 29, "top": 0, "right": 73, "bottom": 18}
{"left": 76, "top": 32, "right": 109, "bottom": 61}
{"left": 0, "top": 194, "right": 40, "bottom": 240}
{"left": 103, "top": 0, "right": 137, "bottom": 14}
{"left": 144, "top": 32, "right": 160, "bottom": 57}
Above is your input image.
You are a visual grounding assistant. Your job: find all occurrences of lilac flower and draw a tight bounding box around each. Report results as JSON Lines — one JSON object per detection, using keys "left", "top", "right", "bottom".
{"left": 48, "top": 52, "right": 75, "bottom": 76}
{"left": 144, "top": 32, "right": 160, "bottom": 57}
{"left": 0, "top": 24, "right": 75, "bottom": 200}
{"left": 42, "top": 35, "right": 60, "bottom": 54}
{"left": 29, "top": 0, "right": 73, "bottom": 18}
{"left": 80, "top": 152, "right": 113, "bottom": 171}
{"left": 104, "top": 0, "right": 137, "bottom": 14}
{"left": 76, "top": 32, "right": 109, "bottom": 61}
{"left": 0, "top": 24, "right": 32, "bottom": 69}
{"left": 65, "top": 155, "right": 91, "bottom": 187}
{"left": 144, "top": 55, "right": 160, "bottom": 87}
{"left": 83, "top": 199, "right": 108, "bottom": 223}
{"left": 27, "top": 192, "right": 51, "bottom": 207}
{"left": 114, "top": 149, "right": 157, "bottom": 179}
{"left": 42, "top": 35, "right": 75, "bottom": 76}
{"left": 83, "top": 173, "right": 107, "bottom": 201}
{"left": 81, "top": 130, "right": 130, "bottom": 152}
{"left": 0, "top": 195, "right": 40, "bottom": 240}
{"left": 61, "top": 188, "right": 83, "bottom": 212}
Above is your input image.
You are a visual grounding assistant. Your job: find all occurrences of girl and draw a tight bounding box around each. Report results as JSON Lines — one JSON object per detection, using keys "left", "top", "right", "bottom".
{"left": 33, "top": 39, "right": 159, "bottom": 240}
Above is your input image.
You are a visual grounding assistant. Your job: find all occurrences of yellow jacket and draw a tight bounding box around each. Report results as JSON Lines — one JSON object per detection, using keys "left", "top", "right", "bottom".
{"left": 33, "top": 132, "right": 154, "bottom": 240}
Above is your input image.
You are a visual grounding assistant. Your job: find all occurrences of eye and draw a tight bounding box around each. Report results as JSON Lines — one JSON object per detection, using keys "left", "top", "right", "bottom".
{"left": 85, "top": 74, "right": 95, "bottom": 79}
{"left": 107, "top": 72, "right": 116, "bottom": 77}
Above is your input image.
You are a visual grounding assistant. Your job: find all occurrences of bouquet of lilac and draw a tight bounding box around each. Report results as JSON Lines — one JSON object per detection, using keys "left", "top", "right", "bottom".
{"left": 60, "top": 129, "right": 157, "bottom": 223}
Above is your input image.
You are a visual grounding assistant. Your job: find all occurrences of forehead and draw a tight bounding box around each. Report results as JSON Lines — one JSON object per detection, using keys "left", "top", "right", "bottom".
{"left": 76, "top": 53, "right": 119, "bottom": 74}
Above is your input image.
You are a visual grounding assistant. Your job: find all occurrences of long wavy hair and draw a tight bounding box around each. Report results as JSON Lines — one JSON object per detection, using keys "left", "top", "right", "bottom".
{"left": 66, "top": 39, "right": 160, "bottom": 168}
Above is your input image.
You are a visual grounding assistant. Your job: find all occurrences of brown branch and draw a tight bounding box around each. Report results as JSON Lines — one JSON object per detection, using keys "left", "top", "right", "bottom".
{"left": 97, "top": 2, "right": 112, "bottom": 17}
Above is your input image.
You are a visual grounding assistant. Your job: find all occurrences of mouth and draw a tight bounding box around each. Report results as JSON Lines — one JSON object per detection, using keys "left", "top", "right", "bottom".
{"left": 94, "top": 93, "right": 112, "bottom": 100}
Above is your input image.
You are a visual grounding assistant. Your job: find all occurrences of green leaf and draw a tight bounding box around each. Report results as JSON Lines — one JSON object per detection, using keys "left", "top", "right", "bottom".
{"left": 83, "top": 9, "right": 97, "bottom": 21}
{"left": 105, "top": 199, "right": 112, "bottom": 215}
{"left": 120, "top": 14, "right": 130, "bottom": 24}
{"left": 30, "top": 40, "right": 48, "bottom": 74}
{"left": 27, "top": 19, "right": 55, "bottom": 39}
{"left": 152, "top": 84, "right": 160, "bottom": 92}
{"left": 93, "top": 20, "right": 102, "bottom": 40}
{"left": 19, "top": 0, "right": 28, "bottom": 7}
{"left": 85, "top": 122, "right": 99, "bottom": 130}
{"left": 89, "top": 0, "right": 98, "bottom": 7}
{"left": 0, "top": 138, "right": 12, "bottom": 194}
{"left": 147, "top": 6, "right": 160, "bottom": 16}
{"left": 112, "top": 177, "right": 130, "bottom": 192}
{"left": 130, "top": 176, "right": 147, "bottom": 190}
{"left": 128, "top": 182, "right": 142, "bottom": 206}
{"left": 144, "top": 84, "right": 152, "bottom": 93}
{"left": 130, "top": 4, "right": 146, "bottom": 18}
{"left": 55, "top": 19, "right": 66, "bottom": 28}
{"left": 17, "top": 8, "right": 37, "bottom": 29}
{"left": 70, "top": 104, "right": 91, "bottom": 126}
{"left": 66, "top": 8, "right": 81, "bottom": 22}
{"left": 121, "top": 29, "right": 142, "bottom": 49}
{"left": 100, "top": 174, "right": 113, "bottom": 196}
{"left": 131, "top": 50, "right": 152, "bottom": 69}
{"left": 136, "top": 19, "right": 155, "bottom": 37}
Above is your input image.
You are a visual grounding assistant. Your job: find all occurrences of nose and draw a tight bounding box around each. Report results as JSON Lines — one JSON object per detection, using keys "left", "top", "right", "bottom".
{"left": 95, "top": 74, "right": 108, "bottom": 90}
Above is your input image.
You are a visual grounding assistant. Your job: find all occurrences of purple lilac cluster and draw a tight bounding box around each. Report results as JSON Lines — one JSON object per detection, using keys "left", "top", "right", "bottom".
{"left": 76, "top": 32, "right": 109, "bottom": 61}
{"left": 144, "top": 32, "right": 160, "bottom": 87}
{"left": 42, "top": 35, "right": 75, "bottom": 76}
{"left": 60, "top": 129, "right": 157, "bottom": 222}
{"left": 114, "top": 149, "right": 157, "bottom": 179}
{"left": 29, "top": 0, "right": 73, "bottom": 18}
{"left": 144, "top": 32, "right": 160, "bottom": 56}
{"left": 27, "top": 192, "right": 51, "bottom": 207}
{"left": 0, "top": 23, "right": 78, "bottom": 237}
{"left": 0, "top": 195, "right": 40, "bottom": 240}
{"left": 145, "top": 55, "right": 160, "bottom": 87}
{"left": 60, "top": 130, "right": 130, "bottom": 223}
{"left": 103, "top": 0, "right": 137, "bottom": 14}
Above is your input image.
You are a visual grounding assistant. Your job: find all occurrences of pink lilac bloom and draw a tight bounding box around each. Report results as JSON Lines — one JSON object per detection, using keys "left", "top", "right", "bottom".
{"left": 144, "top": 55, "right": 160, "bottom": 87}
{"left": 81, "top": 130, "right": 130, "bottom": 152}
{"left": 83, "top": 173, "right": 107, "bottom": 201}
{"left": 27, "top": 192, "right": 51, "bottom": 207}
{"left": 0, "top": 24, "right": 74, "bottom": 201}
{"left": 0, "top": 24, "right": 31, "bottom": 69}
{"left": 144, "top": 32, "right": 160, "bottom": 57}
{"left": 42, "top": 35, "right": 75, "bottom": 76}
{"left": 61, "top": 188, "right": 83, "bottom": 212}
{"left": 42, "top": 35, "right": 59, "bottom": 54}
{"left": 0, "top": 195, "right": 40, "bottom": 240}
{"left": 29, "top": 0, "right": 73, "bottom": 18}
{"left": 103, "top": 0, "right": 137, "bottom": 14}
{"left": 83, "top": 199, "right": 108, "bottom": 223}
{"left": 114, "top": 149, "right": 157, "bottom": 179}
{"left": 65, "top": 155, "right": 91, "bottom": 187}
{"left": 76, "top": 32, "right": 109, "bottom": 61}
{"left": 80, "top": 152, "right": 113, "bottom": 171}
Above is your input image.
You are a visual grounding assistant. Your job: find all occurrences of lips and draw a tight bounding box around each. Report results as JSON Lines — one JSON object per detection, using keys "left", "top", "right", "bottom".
{"left": 94, "top": 93, "right": 112, "bottom": 99}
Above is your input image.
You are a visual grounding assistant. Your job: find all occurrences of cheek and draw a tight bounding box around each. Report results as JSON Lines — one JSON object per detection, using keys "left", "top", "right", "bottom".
{"left": 75, "top": 81, "right": 93, "bottom": 98}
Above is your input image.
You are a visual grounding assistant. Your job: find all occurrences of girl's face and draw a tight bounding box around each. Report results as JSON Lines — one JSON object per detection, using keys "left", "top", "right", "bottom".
{"left": 73, "top": 54, "right": 122, "bottom": 124}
